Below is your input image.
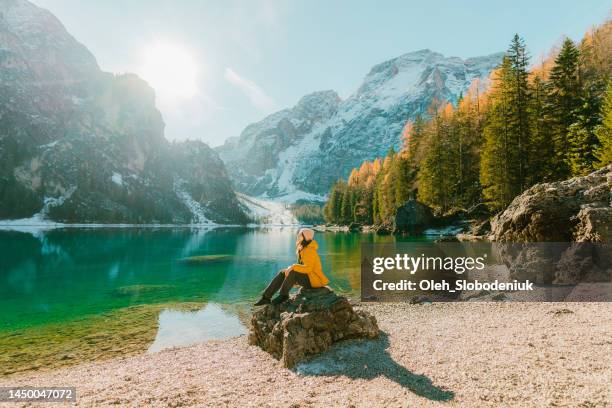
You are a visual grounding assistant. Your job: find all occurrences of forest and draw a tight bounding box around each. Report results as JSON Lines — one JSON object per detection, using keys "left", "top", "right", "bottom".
{"left": 324, "top": 21, "right": 611, "bottom": 226}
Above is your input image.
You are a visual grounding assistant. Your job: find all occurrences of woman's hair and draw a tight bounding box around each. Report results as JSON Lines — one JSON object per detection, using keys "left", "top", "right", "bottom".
{"left": 295, "top": 228, "right": 315, "bottom": 254}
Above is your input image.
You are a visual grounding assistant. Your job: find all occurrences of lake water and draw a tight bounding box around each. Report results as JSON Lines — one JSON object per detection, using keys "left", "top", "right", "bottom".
{"left": 0, "top": 227, "right": 431, "bottom": 374}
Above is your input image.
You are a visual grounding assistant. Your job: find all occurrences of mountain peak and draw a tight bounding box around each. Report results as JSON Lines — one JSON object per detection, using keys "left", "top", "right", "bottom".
{"left": 293, "top": 90, "right": 341, "bottom": 121}
{"left": 220, "top": 48, "right": 503, "bottom": 199}
{"left": 0, "top": 0, "right": 99, "bottom": 78}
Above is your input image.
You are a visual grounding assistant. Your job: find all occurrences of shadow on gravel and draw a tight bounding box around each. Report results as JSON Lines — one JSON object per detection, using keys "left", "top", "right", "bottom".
{"left": 294, "top": 331, "right": 454, "bottom": 402}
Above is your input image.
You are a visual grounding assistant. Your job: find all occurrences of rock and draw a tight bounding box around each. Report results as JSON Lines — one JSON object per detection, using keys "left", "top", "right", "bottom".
{"left": 456, "top": 233, "right": 487, "bottom": 242}
{"left": 375, "top": 224, "right": 392, "bottom": 235}
{"left": 466, "top": 202, "right": 490, "bottom": 219}
{"left": 435, "top": 235, "right": 459, "bottom": 243}
{"left": 490, "top": 165, "right": 611, "bottom": 242}
{"left": 248, "top": 287, "right": 379, "bottom": 368}
{"left": 555, "top": 243, "right": 611, "bottom": 284}
{"left": 471, "top": 219, "right": 491, "bottom": 236}
{"left": 393, "top": 199, "right": 434, "bottom": 234}
{"left": 408, "top": 295, "right": 432, "bottom": 304}
{"left": 491, "top": 293, "right": 507, "bottom": 301}
{"left": 574, "top": 207, "right": 612, "bottom": 242}
{"left": 348, "top": 222, "right": 362, "bottom": 232}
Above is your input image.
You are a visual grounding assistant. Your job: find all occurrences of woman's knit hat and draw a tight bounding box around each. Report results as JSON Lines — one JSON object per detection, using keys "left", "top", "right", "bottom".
{"left": 298, "top": 228, "right": 315, "bottom": 241}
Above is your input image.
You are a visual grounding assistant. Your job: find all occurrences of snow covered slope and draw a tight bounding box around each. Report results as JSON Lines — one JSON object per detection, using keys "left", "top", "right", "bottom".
{"left": 219, "top": 49, "right": 503, "bottom": 199}
{"left": 237, "top": 194, "right": 298, "bottom": 225}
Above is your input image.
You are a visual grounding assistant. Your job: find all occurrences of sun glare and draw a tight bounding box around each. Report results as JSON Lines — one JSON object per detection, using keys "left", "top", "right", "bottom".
{"left": 140, "top": 42, "right": 198, "bottom": 100}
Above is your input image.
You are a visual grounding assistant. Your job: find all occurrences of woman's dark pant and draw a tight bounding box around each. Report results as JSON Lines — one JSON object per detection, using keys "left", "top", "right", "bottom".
{"left": 263, "top": 270, "right": 311, "bottom": 298}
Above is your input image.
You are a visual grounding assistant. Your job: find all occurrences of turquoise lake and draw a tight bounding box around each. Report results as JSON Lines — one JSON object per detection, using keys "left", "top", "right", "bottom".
{"left": 0, "top": 227, "right": 432, "bottom": 374}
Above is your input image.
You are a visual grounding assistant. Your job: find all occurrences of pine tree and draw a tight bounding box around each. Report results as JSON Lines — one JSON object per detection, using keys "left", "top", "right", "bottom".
{"left": 418, "top": 107, "right": 455, "bottom": 213}
{"left": 323, "top": 180, "right": 346, "bottom": 223}
{"left": 481, "top": 57, "right": 521, "bottom": 211}
{"left": 565, "top": 30, "right": 609, "bottom": 175}
{"left": 340, "top": 186, "right": 353, "bottom": 224}
{"left": 323, "top": 23, "right": 610, "bottom": 224}
{"left": 506, "top": 34, "right": 531, "bottom": 191}
{"left": 595, "top": 81, "right": 612, "bottom": 166}
{"left": 527, "top": 74, "right": 555, "bottom": 183}
{"left": 546, "top": 38, "right": 581, "bottom": 177}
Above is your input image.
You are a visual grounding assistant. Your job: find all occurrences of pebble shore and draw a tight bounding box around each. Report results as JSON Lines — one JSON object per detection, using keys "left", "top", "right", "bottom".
{"left": 1, "top": 302, "right": 610, "bottom": 407}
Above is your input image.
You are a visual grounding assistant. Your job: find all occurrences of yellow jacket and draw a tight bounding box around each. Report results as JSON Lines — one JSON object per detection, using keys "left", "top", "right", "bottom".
{"left": 291, "top": 240, "right": 329, "bottom": 288}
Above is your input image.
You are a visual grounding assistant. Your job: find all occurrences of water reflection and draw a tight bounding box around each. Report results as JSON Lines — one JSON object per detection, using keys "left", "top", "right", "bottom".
{"left": 148, "top": 303, "right": 247, "bottom": 353}
{"left": 0, "top": 226, "right": 433, "bottom": 374}
{"left": 0, "top": 227, "right": 421, "bottom": 333}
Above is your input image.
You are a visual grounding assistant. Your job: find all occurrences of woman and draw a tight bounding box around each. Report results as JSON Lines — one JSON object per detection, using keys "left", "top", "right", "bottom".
{"left": 254, "top": 228, "right": 329, "bottom": 306}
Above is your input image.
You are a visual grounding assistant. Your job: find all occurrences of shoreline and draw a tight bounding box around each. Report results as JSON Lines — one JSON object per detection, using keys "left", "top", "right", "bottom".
{"left": 1, "top": 302, "right": 610, "bottom": 407}
{"left": 0, "top": 222, "right": 310, "bottom": 234}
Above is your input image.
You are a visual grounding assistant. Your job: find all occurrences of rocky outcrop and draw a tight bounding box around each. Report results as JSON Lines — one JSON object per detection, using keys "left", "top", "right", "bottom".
{"left": 0, "top": 0, "right": 247, "bottom": 224}
{"left": 393, "top": 199, "right": 434, "bottom": 234}
{"left": 489, "top": 166, "right": 611, "bottom": 285}
{"left": 248, "top": 287, "right": 379, "bottom": 368}
{"left": 490, "top": 165, "right": 612, "bottom": 242}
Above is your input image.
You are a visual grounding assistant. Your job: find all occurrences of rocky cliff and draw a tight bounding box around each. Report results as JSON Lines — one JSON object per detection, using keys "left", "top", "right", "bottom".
{"left": 219, "top": 50, "right": 503, "bottom": 200}
{"left": 0, "top": 0, "right": 247, "bottom": 224}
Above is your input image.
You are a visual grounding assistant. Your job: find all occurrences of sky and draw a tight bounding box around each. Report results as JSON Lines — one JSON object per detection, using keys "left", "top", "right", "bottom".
{"left": 33, "top": 0, "right": 610, "bottom": 147}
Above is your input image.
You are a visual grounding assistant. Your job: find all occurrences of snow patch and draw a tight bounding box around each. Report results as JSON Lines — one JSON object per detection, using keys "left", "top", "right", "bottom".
{"left": 267, "top": 190, "right": 327, "bottom": 204}
{"left": 39, "top": 140, "right": 58, "bottom": 149}
{"left": 237, "top": 193, "right": 299, "bottom": 225}
{"left": 111, "top": 172, "right": 123, "bottom": 186}
{"left": 0, "top": 186, "right": 76, "bottom": 233}
{"left": 173, "top": 179, "right": 215, "bottom": 225}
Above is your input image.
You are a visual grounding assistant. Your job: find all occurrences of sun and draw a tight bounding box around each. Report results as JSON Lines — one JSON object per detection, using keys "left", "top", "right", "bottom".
{"left": 140, "top": 42, "right": 198, "bottom": 100}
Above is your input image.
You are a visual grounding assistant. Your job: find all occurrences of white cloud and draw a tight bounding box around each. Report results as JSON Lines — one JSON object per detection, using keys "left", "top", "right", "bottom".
{"left": 224, "top": 67, "right": 277, "bottom": 112}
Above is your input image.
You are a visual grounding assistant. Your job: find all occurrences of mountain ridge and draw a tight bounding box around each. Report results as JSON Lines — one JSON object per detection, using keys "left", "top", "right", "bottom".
{"left": 0, "top": 0, "right": 248, "bottom": 224}
{"left": 218, "top": 49, "right": 504, "bottom": 200}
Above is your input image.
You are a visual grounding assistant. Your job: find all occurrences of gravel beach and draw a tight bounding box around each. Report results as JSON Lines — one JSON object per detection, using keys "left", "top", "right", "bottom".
{"left": 1, "top": 302, "right": 610, "bottom": 408}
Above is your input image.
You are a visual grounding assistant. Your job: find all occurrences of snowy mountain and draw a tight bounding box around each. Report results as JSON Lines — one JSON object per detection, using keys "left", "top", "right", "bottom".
{"left": 218, "top": 49, "right": 504, "bottom": 199}
{"left": 0, "top": 0, "right": 247, "bottom": 224}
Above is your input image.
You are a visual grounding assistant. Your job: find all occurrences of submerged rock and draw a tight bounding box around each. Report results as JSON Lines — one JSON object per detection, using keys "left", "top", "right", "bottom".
{"left": 178, "top": 254, "right": 232, "bottom": 265}
{"left": 248, "top": 287, "right": 379, "bottom": 368}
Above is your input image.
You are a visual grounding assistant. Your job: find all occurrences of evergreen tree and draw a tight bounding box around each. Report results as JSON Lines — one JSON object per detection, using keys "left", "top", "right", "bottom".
{"left": 595, "top": 81, "right": 612, "bottom": 166}
{"left": 340, "top": 186, "right": 353, "bottom": 224}
{"left": 418, "top": 107, "right": 455, "bottom": 213}
{"left": 506, "top": 34, "right": 531, "bottom": 190}
{"left": 323, "top": 180, "right": 346, "bottom": 223}
{"left": 323, "top": 23, "right": 610, "bottom": 224}
{"left": 481, "top": 57, "right": 521, "bottom": 211}
{"left": 546, "top": 38, "right": 581, "bottom": 177}
{"left": 527, "top": 74, "right": 555, "bottom": 183}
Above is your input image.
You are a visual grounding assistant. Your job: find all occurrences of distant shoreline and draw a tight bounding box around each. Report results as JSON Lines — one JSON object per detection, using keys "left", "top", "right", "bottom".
{"left": 0, "top": 221, "right": 312, "bottom": 232}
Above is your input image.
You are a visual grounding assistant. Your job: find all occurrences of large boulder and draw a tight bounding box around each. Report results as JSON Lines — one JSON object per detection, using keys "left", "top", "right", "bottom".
{"left": 393, "top": 199, "right": 434, "bottom": 235}
{"left": 248, "top": 287, "right": 379, "bottom": 368}
{"left": 490, "top": 166, "right": 611, "bottom": 285}
{"left": 490, "top": 165, "right": 611, "bottom": 242}
{"left": 574, "top": 207, "right": 612, "bottom": 242}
